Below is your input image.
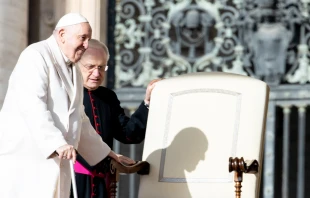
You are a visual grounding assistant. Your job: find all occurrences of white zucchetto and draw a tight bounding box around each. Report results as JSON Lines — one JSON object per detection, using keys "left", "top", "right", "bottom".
{"left": 55, "top": 13, "right": 88, "bottom": 29}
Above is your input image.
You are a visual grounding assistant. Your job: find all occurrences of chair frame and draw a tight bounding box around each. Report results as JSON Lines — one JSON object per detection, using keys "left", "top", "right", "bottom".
{"left": 108, "top": 157, "right": 259, "bottom": 198}
{"left": 108, "top": 160, "right": 150, "bottom": 198}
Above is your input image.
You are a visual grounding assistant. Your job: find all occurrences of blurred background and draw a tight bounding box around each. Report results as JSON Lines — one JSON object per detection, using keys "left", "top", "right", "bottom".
{"left": 0, "top": 0, "right": 310, "bottom": 197}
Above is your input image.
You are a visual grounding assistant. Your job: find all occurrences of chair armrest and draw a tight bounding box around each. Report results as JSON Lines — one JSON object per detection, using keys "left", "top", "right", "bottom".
{"left": 108, "top": 160, "right": 150, "bottom": 198}
{"left": 228, "top": 157, "right": 259, "bottom": 198}
{"left": 110, "top": 159, "right": 150, "bottom": 175}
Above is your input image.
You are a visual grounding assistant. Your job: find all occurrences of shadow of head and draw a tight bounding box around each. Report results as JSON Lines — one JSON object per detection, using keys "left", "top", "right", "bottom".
{"left": 167, "top": 127, "right": 208, "bottom": 172}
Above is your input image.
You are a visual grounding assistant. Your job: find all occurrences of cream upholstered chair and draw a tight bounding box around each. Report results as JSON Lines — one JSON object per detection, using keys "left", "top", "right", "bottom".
{"left": 109, "top": 72, "right": 269, "bottom": 198}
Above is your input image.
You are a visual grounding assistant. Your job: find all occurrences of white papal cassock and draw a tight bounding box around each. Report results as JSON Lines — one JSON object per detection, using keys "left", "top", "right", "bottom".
{"left": 0, "top": 35, "right": 111, "bottom": 198}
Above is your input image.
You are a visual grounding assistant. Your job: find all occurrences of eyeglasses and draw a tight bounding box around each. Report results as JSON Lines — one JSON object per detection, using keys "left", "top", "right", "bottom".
{"left": 79, "top": 61, "right": 108, "bottom": 72}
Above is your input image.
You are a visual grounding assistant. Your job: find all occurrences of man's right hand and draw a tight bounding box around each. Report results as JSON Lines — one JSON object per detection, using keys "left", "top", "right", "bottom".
{"left": 108, "top": 150, "right": 136, "bottom": 165}
{"left": 144, "top": 78, "right": 163, "bottom": 106}
{"left": 56, "top": 144, "right": 77, "bottom": 163}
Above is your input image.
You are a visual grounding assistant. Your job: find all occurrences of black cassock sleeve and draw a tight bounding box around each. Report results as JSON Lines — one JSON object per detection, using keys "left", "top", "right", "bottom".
{"left": 108, "top": 89, "right": 148, "bottom": 144}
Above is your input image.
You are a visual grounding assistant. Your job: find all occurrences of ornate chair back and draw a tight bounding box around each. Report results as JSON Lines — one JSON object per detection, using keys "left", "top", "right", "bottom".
{"left": 138, "top": 72, "right": 269, "bottom": 198}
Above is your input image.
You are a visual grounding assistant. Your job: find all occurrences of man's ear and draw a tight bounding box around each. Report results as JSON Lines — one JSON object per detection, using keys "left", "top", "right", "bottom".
{"left": 58, "top": 28, "right": 66, "bottom": 43}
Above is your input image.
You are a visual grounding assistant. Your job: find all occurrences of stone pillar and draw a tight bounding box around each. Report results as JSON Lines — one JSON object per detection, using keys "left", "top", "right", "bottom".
{"left": 65, "top": 0, "right": 107, "bottom": 42}
{"left": 0, "top": 0, "right": 28, "bottom": 108}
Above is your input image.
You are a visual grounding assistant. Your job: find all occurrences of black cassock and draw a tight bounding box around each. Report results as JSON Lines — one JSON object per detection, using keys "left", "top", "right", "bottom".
{"left": 70, "top": 87, "right": 148, "bottom": 198}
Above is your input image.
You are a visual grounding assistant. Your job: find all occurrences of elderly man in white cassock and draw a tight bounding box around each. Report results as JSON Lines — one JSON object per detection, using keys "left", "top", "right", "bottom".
{"left": 0, "top": 13, "right": 134, "bottom": 198}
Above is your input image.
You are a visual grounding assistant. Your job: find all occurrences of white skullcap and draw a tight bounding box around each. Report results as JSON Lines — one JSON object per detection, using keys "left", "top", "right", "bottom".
{"left": 55, "top": 13, "right": 88, "bottom": 29}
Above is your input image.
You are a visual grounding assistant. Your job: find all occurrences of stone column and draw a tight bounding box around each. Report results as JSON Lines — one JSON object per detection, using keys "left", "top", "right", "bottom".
{"left": 0, "top": 0, "right": 28, "bottom": 108}
{"left": 65, "top": 0, "right": 107, "bottom": 42}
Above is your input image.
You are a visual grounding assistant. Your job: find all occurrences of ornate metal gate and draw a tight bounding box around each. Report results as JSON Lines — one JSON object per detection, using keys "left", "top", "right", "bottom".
{"left": 108, "top": 0, "right": 310, "bottom": 197}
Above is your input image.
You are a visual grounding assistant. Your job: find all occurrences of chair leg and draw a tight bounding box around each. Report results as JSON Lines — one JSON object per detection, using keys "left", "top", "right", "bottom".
{"left": 109, "top": 174, "right": 117, "bottom": 198}
{"left": 234, "top": 171, "right": 243, "bottom": 198}
{"left": 109, "top": 165, "right": 119, "bottom": 198}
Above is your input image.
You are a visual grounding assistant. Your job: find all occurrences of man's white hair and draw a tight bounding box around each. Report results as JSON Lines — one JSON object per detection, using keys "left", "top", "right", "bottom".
{"left": 88, "top": 39, "right": 110, "bottom": 60}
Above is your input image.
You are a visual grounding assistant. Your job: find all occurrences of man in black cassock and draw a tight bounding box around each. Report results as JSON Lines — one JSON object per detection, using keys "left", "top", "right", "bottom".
{"left": 70, "top": 39, "right": 161, "bottom": 198}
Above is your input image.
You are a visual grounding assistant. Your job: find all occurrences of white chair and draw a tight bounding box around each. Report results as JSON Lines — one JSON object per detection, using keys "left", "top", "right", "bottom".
{"left": 109, "top": 72, "right": 269, "bottom": 198}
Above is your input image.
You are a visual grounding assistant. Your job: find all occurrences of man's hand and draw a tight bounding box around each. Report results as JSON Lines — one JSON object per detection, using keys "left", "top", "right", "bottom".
{"left": 108, "top": 151, "right": 136, "bottom": 165}
{"left": 144, "top": 78, "right": 163, "bottom": 106}
{"left": 117, "top": 154, "right": 136, "bottom": 166}
{"left": 56, "top": 144, "right": 77, "bottom": 163}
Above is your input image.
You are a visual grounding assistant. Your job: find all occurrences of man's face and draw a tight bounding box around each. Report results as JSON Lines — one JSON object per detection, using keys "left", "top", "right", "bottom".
{"left": 79, "top": 48, "right": 108, "bottom": 90}
{"left": 61, "top": 23, "right": 92, "bottom": 63}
